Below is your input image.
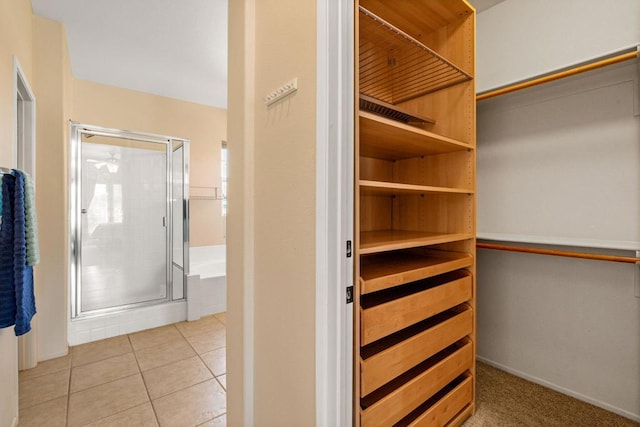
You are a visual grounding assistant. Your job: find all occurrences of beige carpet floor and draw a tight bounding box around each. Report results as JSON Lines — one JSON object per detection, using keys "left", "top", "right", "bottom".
{"left": 462, "top": 362, "right": 639, "bottom": 427}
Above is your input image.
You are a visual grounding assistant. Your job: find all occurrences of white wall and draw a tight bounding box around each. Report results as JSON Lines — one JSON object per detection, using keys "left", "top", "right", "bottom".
{"left": 477, "top": 61, "right": 640, "bottom": 249}
{"left": 476, "top": 0, "right": 640, "bottom": 421}
{"left": 476, "top": 0, "right": 640, "bottom": 92}
{"left": 477, "top": 249, "right": 640, "bottom": 420}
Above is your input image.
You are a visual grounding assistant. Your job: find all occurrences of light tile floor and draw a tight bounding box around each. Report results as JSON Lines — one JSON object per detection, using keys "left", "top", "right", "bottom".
{"left": 18, "top": 313, "right": 227, "bottom": 427}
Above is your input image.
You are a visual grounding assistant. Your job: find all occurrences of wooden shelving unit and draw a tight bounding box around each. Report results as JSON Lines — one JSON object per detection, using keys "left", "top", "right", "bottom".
{"left": 354, "top": 1, "right": 476, "bottom": 425}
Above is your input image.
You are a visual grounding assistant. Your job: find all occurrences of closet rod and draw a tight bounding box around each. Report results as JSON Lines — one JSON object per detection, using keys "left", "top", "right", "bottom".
{"left": 476, "top": 48, "right": 639, "bottom": 101}
{"left": 477, "top": 242, "right": 640, "bottom": 264}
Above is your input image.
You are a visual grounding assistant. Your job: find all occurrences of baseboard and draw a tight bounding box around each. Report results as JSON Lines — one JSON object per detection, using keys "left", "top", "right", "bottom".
{"left": 476, "top": 356, "right": 640, "bottom": 423}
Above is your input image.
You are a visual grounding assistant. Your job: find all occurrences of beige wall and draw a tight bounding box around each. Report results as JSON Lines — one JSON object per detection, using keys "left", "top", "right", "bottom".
{"left": 0, "top": 0, "right": 33, "bottom": 425}
{"left": 228, "top": 0, "right": 317, "bottom": 424}
{"left": 72, "top": 79, "right": 227, "bottom": 247}
{"left": 0, "top": 3, "right": 33, "bottom": 167}
{"left": 32, "top": 15, "right": 73, "bottom": 362}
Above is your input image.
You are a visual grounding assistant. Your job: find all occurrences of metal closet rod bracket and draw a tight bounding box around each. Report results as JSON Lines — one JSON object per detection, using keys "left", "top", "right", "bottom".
{"left": 636, "top": 250, "right": 640, "bottom": 298}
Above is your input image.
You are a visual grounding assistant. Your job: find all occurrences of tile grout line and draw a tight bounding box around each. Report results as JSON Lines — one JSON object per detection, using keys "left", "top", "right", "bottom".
{"left": 172, "top": 317, "right": 227, "bottom": 425}
{"left": 151, "top": 376, "right": 217, "bottom": 402}
{"left": 185, "top": 327, "right": 222, "bottom": 398}
{"left": 66, "top": 348, "right": 73, "bottom": 427}
{"left": 71, "top": 344, "right": 133, "bottom": 369}
{"left": 18, "top": 388, "right": 69, "bottom": 411}
{"left": 67, "top": 336, "right": 148, "bottom": 426}
{"left": 18, "top": 356, "right": 71, "bottom": 381}
{"left": 73, "top": 402, "right": 153, "bottom": 427}
{"left": 134, "top": 337, "right": 202, "bottom": 372}
{"left": 213, "top": 374, "right": 226, "bottom": 392}
{"left": 17, "top": 363, "right": 72, "bottom": 414}
{"left": 68, "top": 371, "right": 141, "bottom": 397}
{"left": 128, "top": 332, "right": 162, "bottom": 426}
{"left": 67, "top": 352, "right": 139, "bottom": 393}
{"left": 21, "top": 318, "right": 225, "bottom": 426}
{"left": 197, "top": 412, "right": 227, "bottom": 427}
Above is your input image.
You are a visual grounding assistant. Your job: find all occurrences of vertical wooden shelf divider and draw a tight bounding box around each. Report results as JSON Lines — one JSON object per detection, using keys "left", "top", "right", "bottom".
{"left": 354, "top": 1, "right": 476, "bottom": 425}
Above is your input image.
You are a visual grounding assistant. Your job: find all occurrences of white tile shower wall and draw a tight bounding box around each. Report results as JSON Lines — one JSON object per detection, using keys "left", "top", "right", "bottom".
{"left": 68, "top": 301, "right": 187, "bottom": 346}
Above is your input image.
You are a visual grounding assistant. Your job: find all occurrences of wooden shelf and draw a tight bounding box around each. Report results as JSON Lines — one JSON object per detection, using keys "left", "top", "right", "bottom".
{"left": 359, "top": 111, "right": 472, "bottom": 160}
{"left": 359, "top": 6, "right": 472, "bottom": 104}
{"left": 360, "top": 230, "right": 473, "bottom": 255}
{"left": 360, "top": 251, "right": 473, "bottom": 294}
{"left": 360, "top": 180, "right": 473, "bottom": 196}
{"left": 360, "top": 0, "right": 474, "bottom": 38}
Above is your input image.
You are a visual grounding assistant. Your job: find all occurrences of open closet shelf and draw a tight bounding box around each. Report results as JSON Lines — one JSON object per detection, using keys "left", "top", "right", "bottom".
{"left": 360, "top": 251, "right": 473, "bottom": 294}
{"left": 359, "top": 112, "right": 472, "bottom": 159}
{"left": 359, "top": 6, "right": 472, "bottom": 105}
{"left": 360, "top": 180, "right": 473, "bottom": 196}
{"left": 360, "top": 230, "right": 474, "bottom": 255}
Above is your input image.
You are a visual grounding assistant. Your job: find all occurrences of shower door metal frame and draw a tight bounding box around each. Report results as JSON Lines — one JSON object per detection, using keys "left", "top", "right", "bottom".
{"left": 69, "top": 122, "right": 190, "bottom": 319}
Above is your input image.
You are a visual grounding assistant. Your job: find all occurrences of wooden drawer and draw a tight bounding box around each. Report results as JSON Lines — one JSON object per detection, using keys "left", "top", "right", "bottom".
{"left": 361, "top": 341, "right": 472, "bottom": 426}
{"left": 360, "top": 251, "right": 473, "bottom": 295}
{"left": 361, "top": 305, "right": 472, "bottom": 396}
{"left": 405, "top": 375, "right": 473, "bottom": 427}
{"left": 361, "top": 272, "right": 471, "bottom": 345}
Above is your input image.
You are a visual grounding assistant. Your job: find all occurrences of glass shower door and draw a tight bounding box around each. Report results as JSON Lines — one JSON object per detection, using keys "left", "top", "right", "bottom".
{"left": 80, "top": 136, "right": 169, "bottom": 313}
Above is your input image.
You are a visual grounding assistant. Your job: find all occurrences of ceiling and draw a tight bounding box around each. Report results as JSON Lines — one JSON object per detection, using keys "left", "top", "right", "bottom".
{"left": 31, "top": 1, "right": 502, "bottom": 110}
{"left": 31, "top": 0, "right": 228, "bottom": 108}
{"left": 470, "top": 0, "right": 507, "bottom": 12}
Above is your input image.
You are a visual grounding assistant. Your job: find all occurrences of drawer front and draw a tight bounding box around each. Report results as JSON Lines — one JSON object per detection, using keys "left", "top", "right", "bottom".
{"left": 408, "top": 376, "right": 473, "bottom": 427}
{"left": 361, "top": 307, "right": 472, "bottom": 396}
{"left": 361, "top": 275, "right": 471, "bottom": 345}
{"left": 361, "top": 342, "right": 472, "bottom": 426}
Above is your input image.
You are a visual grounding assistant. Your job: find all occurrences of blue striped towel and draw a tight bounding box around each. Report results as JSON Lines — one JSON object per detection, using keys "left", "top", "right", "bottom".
{"left": 0, "top": 171, "right": 36, "bottom": 335}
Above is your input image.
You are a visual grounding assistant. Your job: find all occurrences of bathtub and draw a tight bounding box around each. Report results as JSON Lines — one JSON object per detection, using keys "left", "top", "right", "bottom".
{"left": 187, "top": 245, "right": 226, "bottom": 321}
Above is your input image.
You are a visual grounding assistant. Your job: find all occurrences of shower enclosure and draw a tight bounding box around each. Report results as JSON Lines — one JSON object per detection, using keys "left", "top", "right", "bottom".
{"left": 69, "top": 123, "right": 189, "bottom": 329}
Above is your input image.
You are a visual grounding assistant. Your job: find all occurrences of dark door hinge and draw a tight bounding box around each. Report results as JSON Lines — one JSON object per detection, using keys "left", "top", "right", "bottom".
{"left": 346, "top": 286, "right": 354, "bottom": 304}
{"left": 346, "top": 240, "right": 352, "bottom": 258}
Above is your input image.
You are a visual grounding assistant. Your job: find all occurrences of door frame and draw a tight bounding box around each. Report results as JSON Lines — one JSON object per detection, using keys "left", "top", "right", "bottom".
{"left": 14, "top": 56, "right": 37, "bottom": 372}
{"left": 316, "top": 0, "right": 354, "bottom": 425}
